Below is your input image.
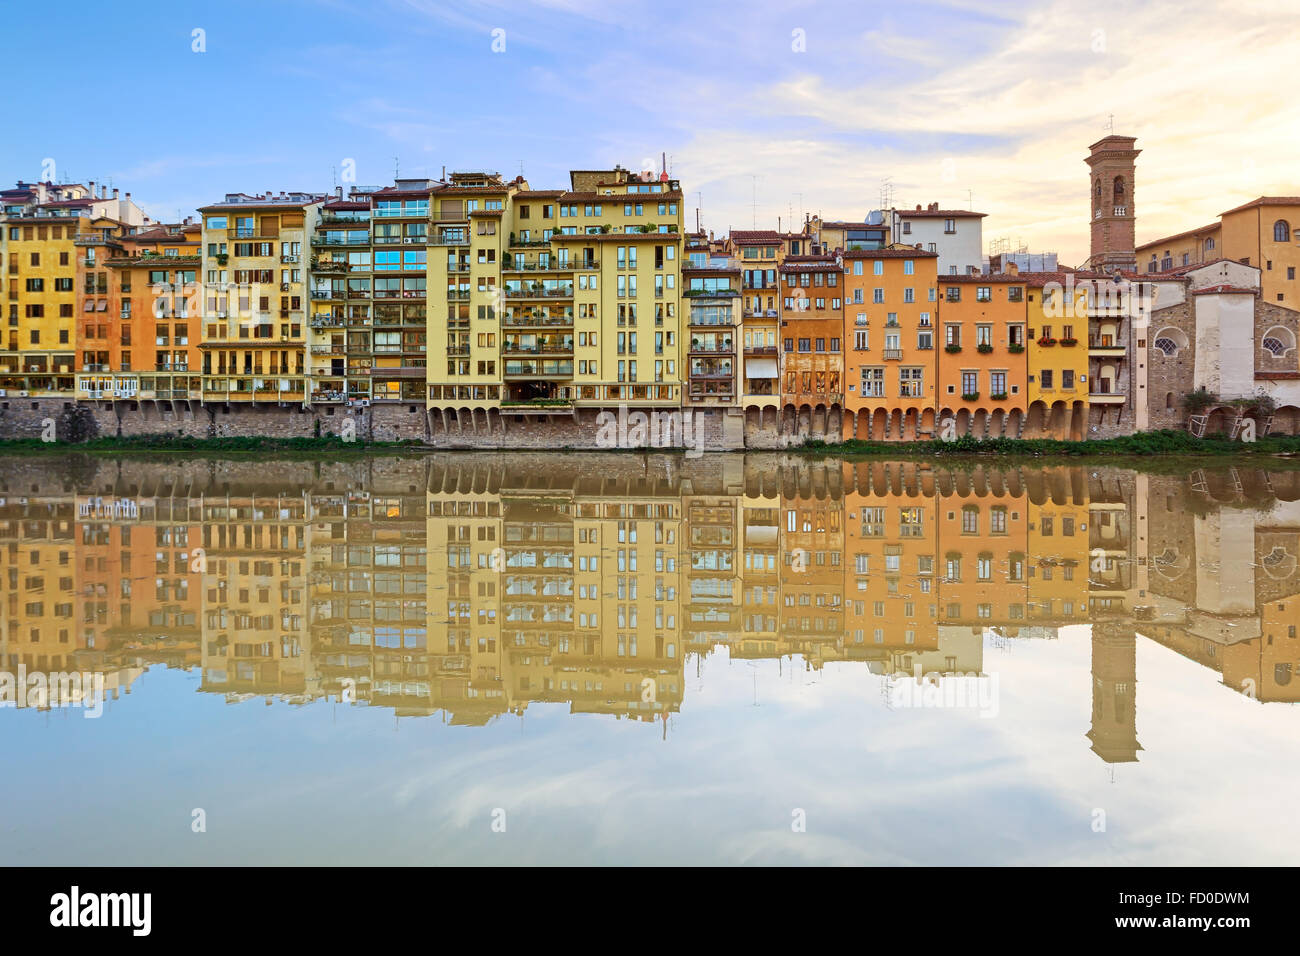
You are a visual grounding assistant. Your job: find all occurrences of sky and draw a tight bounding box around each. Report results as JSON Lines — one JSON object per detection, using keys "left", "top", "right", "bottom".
{"left": 6, "top": 0, "right": 1299, "bottom": 266}
{"left": 4, "top": 630, "right": 1298, "bottom": 865}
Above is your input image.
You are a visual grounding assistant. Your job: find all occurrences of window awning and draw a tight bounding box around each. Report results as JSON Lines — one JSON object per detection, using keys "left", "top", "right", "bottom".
{"left": 745, "top": 357, "right": 778, "bottom": 377}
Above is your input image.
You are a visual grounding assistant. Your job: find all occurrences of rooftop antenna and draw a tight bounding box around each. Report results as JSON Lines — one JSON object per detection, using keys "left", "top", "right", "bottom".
{"left": 394, "top": 156, "right": 400, "bottom": 179}
{"left": 1106, "top": 113, "right": 1115, "bottom": 133}
{"left": 880, "top": 177, "right": 895, "bottom": 211}
{"left": 967, "top": 188, "right": 973, "bottom": 211}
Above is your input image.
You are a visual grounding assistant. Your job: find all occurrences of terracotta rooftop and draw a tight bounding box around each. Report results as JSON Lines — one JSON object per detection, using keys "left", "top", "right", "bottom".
{"left": 1192, "top": 284, "right": 1257, "bottom": 295}
{"left": 1219, "top": 196, "right": 1300, "bottom": 217}
{"left": 1136, "top": 222, "right": 1220, "bottom": 251}
{"left": 841, "top": 248, "right": 939, "bottom": 259}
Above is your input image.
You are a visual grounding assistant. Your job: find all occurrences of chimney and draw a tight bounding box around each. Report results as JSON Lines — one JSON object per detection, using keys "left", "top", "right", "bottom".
{"left": 125, "top": 192, "right": 131, "bottom": 201}
{"left": 929, "top": 202, "right": 938, "bottom": 212}
{"left": 1007, "top": 261, "right": 1020, "bottom": 276}
{"left": 915, "top": 204, "right": 921, "bottom": 211}
{"left": 113, "top": 188, "right": 119, "bottom": 199}
{"left": 335, "top": 186, "right": 343, "bottom": 199}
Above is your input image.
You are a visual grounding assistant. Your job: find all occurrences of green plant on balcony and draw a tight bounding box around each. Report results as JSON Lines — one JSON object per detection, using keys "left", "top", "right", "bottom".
{"left": 1007, "top": 343, "right": 1025, "bottom": 353}
{"left": 1037, "top": 336, "right": 1056, "bottom": 346}
{"left": 961, "top": 392, "right": 980, "bottom": 401}
{"left": 944, "top": 344, "right": 963, "bottom": 354}
{"left": 216, "top": 253, "right": 228, "bottom": 266}
{"left": 639, "top": 223, "right": 656, "bottom": 234}
{"left": 1060, "top": 337, "right": 1078, "bottom": 346}
{"left": 976, "top": 343, "right": 993, "bottom": 354}
{"left": 990, "top": 391, "right": 1008, "bottom": 401}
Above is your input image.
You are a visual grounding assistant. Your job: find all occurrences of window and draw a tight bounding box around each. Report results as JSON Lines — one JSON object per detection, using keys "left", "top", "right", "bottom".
{"left": 1008, "top": 286, "right": 1023, "bottom": 302}
{"left": 976, "top": 286, "right": 991, "bottom": 302}
{"left": 900, "top": 367, "right": 923, "bottom": 397}
{"left": 861, "top": 367, "right": 885, "bottom": 397}
{"left": 1274, "top": 219, "right": 1291, "bottom": 243}
{"left": 990, "top": 371, "right": 1006, "bottom": 396}
{"left": 1040, "top": 369, "right": 1053, "bottom": 389}
{"left": 961, "top": 370, "right": 978, "bottom": 395}
{"left": 945, "top": 286, "right": 961, "bottom": 302}
{"left": 1262, "top": 327, "right": 1296, "bottom": 356}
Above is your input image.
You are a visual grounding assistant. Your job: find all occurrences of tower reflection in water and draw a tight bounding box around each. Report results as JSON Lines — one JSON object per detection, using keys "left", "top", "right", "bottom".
{"left": 2, "top": 455, "right": 1298, "bottom": 768}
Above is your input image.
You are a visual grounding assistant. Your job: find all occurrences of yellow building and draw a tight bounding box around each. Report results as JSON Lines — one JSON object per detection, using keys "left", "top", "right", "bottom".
{"left": 1, "top": 182, "right": 142, "bottom": 397}
{"left": 1025, "top": 272, "right": 1090, "bottom": 439}
{"left": 198, "top": 192, "right": 321, "bottom": 404}
{"left": 1138, "top": 197, "right": 1300, "bottom": 307}
{"left": 425, "top": 167, "right": 685, "bottom": 435}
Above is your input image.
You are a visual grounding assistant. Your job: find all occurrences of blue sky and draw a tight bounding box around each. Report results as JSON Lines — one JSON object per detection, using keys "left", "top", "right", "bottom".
{"left": 6, "top": 0, "right": 1296, "bottom": 265}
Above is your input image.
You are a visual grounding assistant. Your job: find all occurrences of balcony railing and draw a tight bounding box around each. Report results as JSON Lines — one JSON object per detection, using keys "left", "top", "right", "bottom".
{"left": 883, "top": 349, "right": 903, "bottom": 360}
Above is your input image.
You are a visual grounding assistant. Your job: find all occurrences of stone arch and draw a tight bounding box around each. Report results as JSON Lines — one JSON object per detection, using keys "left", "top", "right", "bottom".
{"left": 1152, "top": 325, "right": 1189, "bottom": 357}
{"left": 1272, "top": 405, "right": 1300, "bottom": 436}
{"left": 1261, "top": 325, "right": 1297, "bottom": 358}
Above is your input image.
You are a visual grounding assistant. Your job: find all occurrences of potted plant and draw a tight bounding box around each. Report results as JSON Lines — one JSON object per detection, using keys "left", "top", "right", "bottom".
{"left": 961, "top": 392, "right": 980, "bottom": 401}
{"left": 990, "top": 391, "right": 1008, "bottom": 401}
{"left": 976, "top": 343, "right": 993, "bottom": 354}
{"left": 1037, "top": 336, "right": 1056, "bottom": 346}
{"left": 1060, "top": 337, "right": 1078, "bottom": 346}
{"left": 945, "top": 344, "right": 963, "bottom": 354}
{"left": 1008, "top": 343, "right": 1025, "bottom": 354}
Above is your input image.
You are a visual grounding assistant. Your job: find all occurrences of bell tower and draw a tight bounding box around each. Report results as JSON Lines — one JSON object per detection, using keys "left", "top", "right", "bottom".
{"left": 1086, "top": 134, "right": 1140, "bottom": 272}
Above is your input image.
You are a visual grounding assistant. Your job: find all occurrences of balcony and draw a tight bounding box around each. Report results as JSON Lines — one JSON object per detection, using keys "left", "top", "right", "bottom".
{"left": 503, "top": 359, "right": 573, "bottom": 378}
{"left": 1088, "top": 390, "right": 1127, "bottom": 404}
{"left": 744, "top": 345, "right": 777, "bottom": 355}
{"left": 1088, "top": 338, "right": 1128, "bottom": 356}
{"left": 503, "top": 286, "right": 574, "bottom": 299}
{"left": 882, "top": 349, "right": 903, "bottom": 360}
{"left": 310, "top": 345, "right": 346, "bottom": 356}
{"left": 431, "top": 232, "right": 469, "bottom": 246}
{"left": 501, "top": 314, "right": 573, "bottom": 328}
{"left": 311, "top": 234, "right": 370, "bottom": 247}
{"left": 311, "top": 260, "right": 350, "bottom": 274}
{"left": 501, "top": 345, "right": 574, "bottom": 357}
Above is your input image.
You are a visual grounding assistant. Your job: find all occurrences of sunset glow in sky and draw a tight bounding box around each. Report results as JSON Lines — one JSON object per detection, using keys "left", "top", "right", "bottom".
{"left": 6, "top": 0, "right": 1296, "bottom": 266}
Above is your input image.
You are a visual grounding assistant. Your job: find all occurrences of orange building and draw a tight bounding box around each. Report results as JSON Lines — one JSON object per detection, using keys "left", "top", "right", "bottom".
{"left": 842, "top": 249, "right": 939, "bottom": 441}
{"left": 934, "top": 274, "right": 1028, "bottom": 438}
{"left": 779, "top": 253, "right": 843, "bottom": 438}
{"left": 935, "top": 478, "right": 1030, "bottom": 627}
{"left": 841, "top": 461, "right": 940, "bottom": 666}
{"left": 76, "top": 222, "right": 203, "bottom": 402}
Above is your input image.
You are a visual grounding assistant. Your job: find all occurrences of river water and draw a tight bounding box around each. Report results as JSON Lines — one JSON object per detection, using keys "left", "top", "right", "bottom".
{"left": 1, "top": 452, "right": 1297, "bottom": 864}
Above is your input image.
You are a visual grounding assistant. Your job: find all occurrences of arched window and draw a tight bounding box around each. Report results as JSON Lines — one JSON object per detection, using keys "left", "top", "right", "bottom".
{"left": 1095, "top": 180, "right": 1102, "bottom": 199}
{"left": 1147, "top": 255, "right": 1158, "bottom": 273}
{"left": 1275, "top": 663, "right": 1292, "bottom": 687}
{"left": 1205, "top": 237, "right": 1215, "bottom": 252}
{"left": 1165, "top": 391, "right": 1174, "bottom": 409}
{"left": 1261, "top": 326, "right": 1296, "bottom": 356}
{"left": 1153, "top": 326, "right": 1188, "bottom": 356}
{"left": 1113, "top": 176, "right": 1125, "bottom": 200}
{"left": 1274, "top": 219, "right": 1291, "bottom": 243}
{"left": 1160, "top": 254, "right": 1173, "bottom": 271}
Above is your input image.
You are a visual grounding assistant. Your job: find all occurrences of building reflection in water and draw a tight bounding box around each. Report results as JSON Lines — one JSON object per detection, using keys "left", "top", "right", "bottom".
{"left": 2, "top": 456, "right": 1298, "bottom": 767}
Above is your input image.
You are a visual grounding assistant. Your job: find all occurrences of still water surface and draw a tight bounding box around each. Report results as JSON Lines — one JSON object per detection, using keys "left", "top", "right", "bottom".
{"left": 1, "top": 452, "right": 1298, "bottom": 865}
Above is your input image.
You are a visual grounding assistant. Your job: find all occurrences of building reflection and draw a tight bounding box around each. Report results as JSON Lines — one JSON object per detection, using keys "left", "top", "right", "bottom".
{"left": 1, "top": 457, "right": 1298, "bottom": 763}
